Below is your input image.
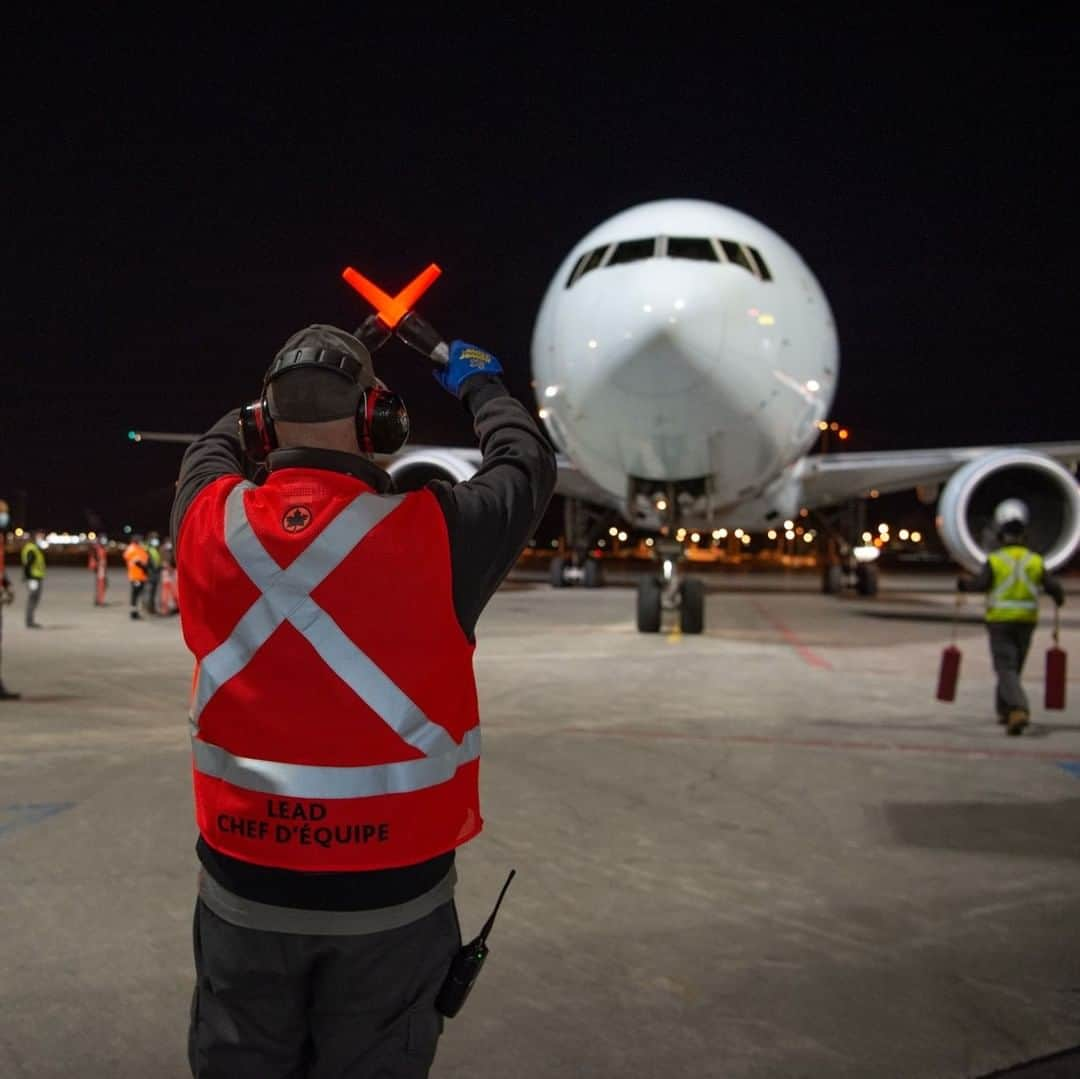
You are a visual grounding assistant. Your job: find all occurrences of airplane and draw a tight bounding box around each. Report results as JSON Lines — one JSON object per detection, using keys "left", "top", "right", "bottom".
{"left": 135, "top": 199, "right": 1080, "bottom": 634}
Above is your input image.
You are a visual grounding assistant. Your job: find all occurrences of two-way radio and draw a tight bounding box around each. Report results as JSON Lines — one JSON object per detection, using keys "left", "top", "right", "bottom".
{"left": 435, "top": 869, "right": 516, "bottom": 1019}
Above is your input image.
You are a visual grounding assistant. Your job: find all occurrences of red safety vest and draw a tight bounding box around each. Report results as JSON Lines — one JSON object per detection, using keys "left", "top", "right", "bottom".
{"left": 177, "top": 470, "right": 481, "bottom": 872}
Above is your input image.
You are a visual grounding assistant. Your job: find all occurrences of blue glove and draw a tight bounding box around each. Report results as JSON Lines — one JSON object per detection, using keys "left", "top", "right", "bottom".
{"left": 435, "top": 340, "right": 503, "bottom": 396}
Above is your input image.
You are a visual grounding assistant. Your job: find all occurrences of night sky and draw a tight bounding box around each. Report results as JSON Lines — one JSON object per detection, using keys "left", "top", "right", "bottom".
{"left": 3, "top": 14, "right": 1076, "bottom": 534}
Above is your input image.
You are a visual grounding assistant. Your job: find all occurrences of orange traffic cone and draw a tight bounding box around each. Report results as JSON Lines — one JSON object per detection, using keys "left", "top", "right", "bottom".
{"left": 1045, "top": 605, "right": 1067, "bottom": 710}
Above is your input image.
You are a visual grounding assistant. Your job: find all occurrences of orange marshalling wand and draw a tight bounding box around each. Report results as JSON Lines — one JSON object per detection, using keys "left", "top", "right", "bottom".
{"left": 341, "top": 263, "right": 442, "bottom": 329}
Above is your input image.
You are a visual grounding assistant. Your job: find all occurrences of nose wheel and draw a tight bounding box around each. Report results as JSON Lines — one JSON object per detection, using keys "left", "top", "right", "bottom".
{"left": 636, "top": 548, "right": 705, "bottom": 634}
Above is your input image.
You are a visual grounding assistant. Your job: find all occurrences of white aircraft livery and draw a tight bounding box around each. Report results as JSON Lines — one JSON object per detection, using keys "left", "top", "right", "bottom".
{"left": 141, "top": 199, "right": 1080, "bottom": 633}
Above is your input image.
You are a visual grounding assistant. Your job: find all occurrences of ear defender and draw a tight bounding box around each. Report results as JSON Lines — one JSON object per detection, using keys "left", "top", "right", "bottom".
{"left": 239, "top": 347, "right": 410, "bottom": 463}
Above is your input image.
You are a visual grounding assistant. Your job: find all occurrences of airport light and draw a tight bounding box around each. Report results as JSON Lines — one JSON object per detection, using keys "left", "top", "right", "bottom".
{"left": 803, "top": 533, "right": 813, "bottom": 543}
{"left": 899, "top": 529, "right": 910, "bottom": 540}
{"left": 609, "top": 526, "right": 618, "bottom": 537}
{"left": 817, "top": 421, "right": 828, "bottom": 431}
{"left": 785, "top": 530, "right": 796, "bottom": 540}
{"left": 538, "top": 408, "right": 549, "bottom": 419}
{"left": 911, "top": 531, "right": 922, "bottom": 543}
{"left": 618, "top": 531, "right": 628, "bottom": 542}
{"left": 717, "top": 528, "right": 728, "bottom": 539}
{"left": 838, "top": 429, "right": 849, "bottom": 440}
{"left": 597, "top": 539, "right": 606, "bottom": 548}
{"left": 690, "top": 532, "right": 701, "bottom": 543}
{"left": 799, "top": 508, "right": 809, "bottom": 517}
{"left": 14, "top": 527, "right": 24, "bottom": 537}
{"left": 830, "top": 422, "right": 839, "bottom": 431}
{"left": 645, "top": 537, "right": 654, "bottom": 547}
{"left": 676, "top": 527, "right": 687, "bottom": 541}
{"left": 711, "top": 529, "right": 722, "bottom": 540}
{"left": 544, "top": 385, "right": 559, "bottom": 398}
{"left": 550, "top": 540, "right": 558, "bottom": 548}
{"left": 656, "top": 498, "right": 667, "bottom": 511}
{"left": 878, "top": 523, "right": 889, "bottom": 534}
{"left": 88, "top": 531, "right": 97, "bottom": 540}
{"left": 862, "top": 531, "right": 873, "bottom": 543}
{"left": 783, "top": 520, "right": 794, "bottom": 530}
{"left": 767, "top": 529, "right": 777, "bottom": 540}
{"left": 870, "top": 489, "right": 880, "bottom": 499}
{"left": 127, "top": 429, "right": 141, "bottom": 442}
{"left": 734, "top": 528, "right": 744, "bottom": 538}
{"left": 741, "top": 534, "right": 751, "bottom": 545}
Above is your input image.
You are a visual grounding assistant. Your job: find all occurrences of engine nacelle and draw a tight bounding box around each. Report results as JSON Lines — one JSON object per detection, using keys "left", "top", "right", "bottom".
{"left": 936, "top": 449, "right": 1080, "bottom": 572}
{"left": 384, "top": 448, "right": 479, "bottom": 491}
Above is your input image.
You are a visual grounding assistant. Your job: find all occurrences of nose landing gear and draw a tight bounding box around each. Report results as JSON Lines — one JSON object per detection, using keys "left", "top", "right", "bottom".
{"left": 636, "top": 540, "right": 705, "bottom": 634}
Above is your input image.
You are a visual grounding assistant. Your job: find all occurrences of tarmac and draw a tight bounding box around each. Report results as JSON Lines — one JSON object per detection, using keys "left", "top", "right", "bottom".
{"left": 1, "top": 565, "right": 1078, "bottom": 1079}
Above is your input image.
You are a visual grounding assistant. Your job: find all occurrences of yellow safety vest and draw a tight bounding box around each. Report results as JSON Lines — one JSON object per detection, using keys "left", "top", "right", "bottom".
{"left": 21, "top": 542, "right": 46, "bottom": 580}
{"left": 986, "top": 546, "right": 1043, "bottom": 623}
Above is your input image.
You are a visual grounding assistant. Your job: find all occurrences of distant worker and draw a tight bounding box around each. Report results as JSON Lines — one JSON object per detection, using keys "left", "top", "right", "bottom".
{"left": 123, "top": 534, "right": 150, "bottom": 620}
{"left": 144, "top": 532, "right": 163, "bottom": 614}
{"left": 21, "top": 530, "right": 46, "bottom": 629}
{"left": 958, "top": 499, "right": 1065, "bottom": 735}
{"left": 158, "top": 537, "right": 179, "bottom": 615}
{"left": 173, "top": 323, "right": 555, "bottom": 1078}
{"left": 88, "top": 534, "right": 109, "bottom": 606}
{"left": 0, "top": 499, "right": 19, "bottom": 700}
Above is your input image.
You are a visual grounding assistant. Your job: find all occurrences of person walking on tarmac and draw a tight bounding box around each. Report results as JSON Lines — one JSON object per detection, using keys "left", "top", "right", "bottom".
{"left": 958, "top": 499, "right": 1066, "bottom": 735}
{"left": 21, "top": 530, "right": 47, "bottom": 629}
{"left": 123, "top": 534, "right": 150, "bottom": 620}
{"left": 0, "top": 499, "right": 19, "bottom": 699}
{"left": 144, "top": 532, "right": 163, "bottom": 614}
{"left": 172, "top": 322, "right": 555, "bottom": 1078}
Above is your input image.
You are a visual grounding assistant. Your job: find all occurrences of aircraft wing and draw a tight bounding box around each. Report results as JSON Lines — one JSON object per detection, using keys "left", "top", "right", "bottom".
{"left": 796, "top": 441, "right": 1080, "bottom": 508}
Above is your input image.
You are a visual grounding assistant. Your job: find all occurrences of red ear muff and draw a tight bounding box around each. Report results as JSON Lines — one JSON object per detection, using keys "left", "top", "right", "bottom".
{"left": 358, "top": 386, "right": 410, "bottom": 456}
{"left": 239, "top": 399, "right": 277, "bottom": 462}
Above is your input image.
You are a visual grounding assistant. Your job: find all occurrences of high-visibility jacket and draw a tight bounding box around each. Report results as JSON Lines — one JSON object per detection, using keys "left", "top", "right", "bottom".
{"left": 124, "top": 543, "right": 149, "bottom": 582}
{"left": 177, "top": 471, "right": 481, "bottom": 873}
{"left": 147, "top": 545, "right": 162, "bottom": 573}
{"left": 21, "top": 542, "right": 46, "bottom": 580}
{"left": 986, "top": 545, "right": 1044, "bottom": 623}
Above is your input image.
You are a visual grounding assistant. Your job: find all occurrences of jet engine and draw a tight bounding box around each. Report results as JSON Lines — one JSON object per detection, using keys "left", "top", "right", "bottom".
{"left": 936, "top": 449, "right": 1080, "bottom": 572}
{"left": 384, "top": 448, "right": 479, "bottom": 491}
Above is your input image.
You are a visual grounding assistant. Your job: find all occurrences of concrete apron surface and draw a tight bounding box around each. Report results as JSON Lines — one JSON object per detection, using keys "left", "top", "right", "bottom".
{"left": 1, "top": 567, "right": 1078, "bottom": 1078}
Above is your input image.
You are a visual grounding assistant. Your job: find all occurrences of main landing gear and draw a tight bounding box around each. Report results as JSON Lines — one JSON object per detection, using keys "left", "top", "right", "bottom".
{"left": 549, "top": 497, "right": 606, "bottom": 589}
{"left": 818, "top": 501, "right": 880, "bottom": 597}
{"left": 636, "top": 540, "right": 705, "bottom": 635}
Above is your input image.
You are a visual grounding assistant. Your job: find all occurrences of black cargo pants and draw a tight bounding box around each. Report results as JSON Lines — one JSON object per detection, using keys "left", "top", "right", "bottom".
{"left": 988, "top": 621, "right": 1036, "bottom": 716}
{"left": 189, "top": 899, "right": 460, "bottom": 1078}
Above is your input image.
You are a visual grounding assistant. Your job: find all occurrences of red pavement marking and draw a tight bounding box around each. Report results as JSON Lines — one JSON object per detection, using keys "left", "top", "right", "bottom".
{"left": 561, "top": 726, "right": 1080, "bottom": 763}
{"left": 750, "top": 600, "right": 833, "bottom": 670}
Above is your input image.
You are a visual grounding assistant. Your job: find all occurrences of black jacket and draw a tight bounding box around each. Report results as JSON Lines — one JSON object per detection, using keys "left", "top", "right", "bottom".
{"left": 171, "top": 375, "right": 556, "bottom": 911}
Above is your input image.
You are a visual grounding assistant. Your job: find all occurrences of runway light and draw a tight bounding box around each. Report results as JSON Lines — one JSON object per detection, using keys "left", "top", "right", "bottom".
{"left": 806, "top": 380, "right": 820, "bottom": 392}
{"left": 767, "top": 529, "right": 778, "bottom": 540}
{"left": 691, "top": 532, "right": 701, "bottom": 543}
{"left": 862, "top": 531, "right": 873, "bottom": 543}
{"left": 717, "top": 528, "right": 728, "bottom": 539}
{"left": 618, "top": 531, "right": 628, "bottom": 542}
{"left": 609, "top": 526, "right": 619, "bottom": 537}
{"left": 785, "top": 530, "right": 796, "bottom": 540}
{"left": 911, "top": 531, "right": 922, "bottom": 543}
{"left": 544, "top": 385, "right": 559, "bottom": 398}
{"left": 656, "top": 498, "right": 667, "bottom": 511}
{"left": 899, "top": 529, "right": 910, "bottom": 540}
{"left": 587, "top": 339, "right": 598, "bottom": 349}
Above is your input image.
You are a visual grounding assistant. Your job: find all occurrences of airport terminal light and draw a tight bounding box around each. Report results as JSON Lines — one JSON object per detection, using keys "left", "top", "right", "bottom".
{"left": 911, "top": 531, "right": 922, "bottom": 543}
{"left": 785, "top": 530, "right": 796, "bottom": 540}
{"left": 862, "top": 531, "right": 873, "bottom": 543}
{"left": 609, "top": 526, "right": 619, "bottom": 537}
{"left": 741, "top": 534, "right": 751, "bottom": 545}
{"left": 804, "top": 533, "right": 813, "bottom": 543}
{"left": 734, "top": 528, "right": 744, "bottom": 538}
{"left": 711, "top": 529, "right": 722, "bottom": 540}
{"left": 690, "top": 532, "right": 701, "bottom": 543}
{"left": 783, "top": 520, "right": 794, "bottom": 530}
{"left": 878, "top": 523, "right": 889, "bottom": 533}
{"left": 767, "top": 529, "right": 777, "bottom": 540}
{"left": 717, "top": 528, "right": 728, "bottom": 538}
{"left": 838, "top": 429, "right": 849, "bottom": 440}
{"left": 645, "top": 537, "right": 654, "bottom": 547}
{"left": 817, "top": 421, "right": 828, "bottom": 431}
{"left": 655, "top": 498, "right": 667, "bottom": 511}
{"left": 618, "top": 531, "right": 628, "bottom": 542}
{"left": 899, "top": 529, "right": 910, "bottom": 540}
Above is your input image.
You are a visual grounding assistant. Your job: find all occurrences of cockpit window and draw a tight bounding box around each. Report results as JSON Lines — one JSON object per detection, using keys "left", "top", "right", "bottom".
{"left": 564, "top": 235, "right": 771, "bottom": 288}
{"left": 746, "top": 246, "right": 772, "bottom": 281}
{"left": 607, "top": 238, "right": 656, "bottom": 266}
{"left": 719, "top": 240, "right": 755, "bottom": 274}
{"left": 667, "top": 236, "right": 718, "bottom": 262}
{"left": 566, "top": 244, "right": 610, "bottom": 287}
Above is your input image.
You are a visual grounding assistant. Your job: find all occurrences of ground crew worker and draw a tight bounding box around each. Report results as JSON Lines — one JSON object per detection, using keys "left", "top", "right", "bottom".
{"left": 172, "top": 322, "right": 555, "bottom": 1078}
{"left": 145, "top": 532, "right": 163, "bottom": 614}
{"left": 123, "top": 534, "right": 150, "bottom": 620}
{"left": 958, "top": 499, "right": 1065, "bottom": 735}
{"left": 89, "top": 535, "right": 109, "bottom": 606}
{"left": 21, "top": 530, "right": 46, "bottom": 629}
{"left": 0, "top": 499, "right": 19, "bottom": 700}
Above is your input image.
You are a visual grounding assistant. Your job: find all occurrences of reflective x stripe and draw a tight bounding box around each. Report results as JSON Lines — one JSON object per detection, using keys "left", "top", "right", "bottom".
{"left": 193, "top": 726, "right": 481, "bottom": 799}
{"left": 990, "top": 551, "right": 1038, "bottom": 611}
{"left": 192, "top": 482, "right": 460, "bottom": 766}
